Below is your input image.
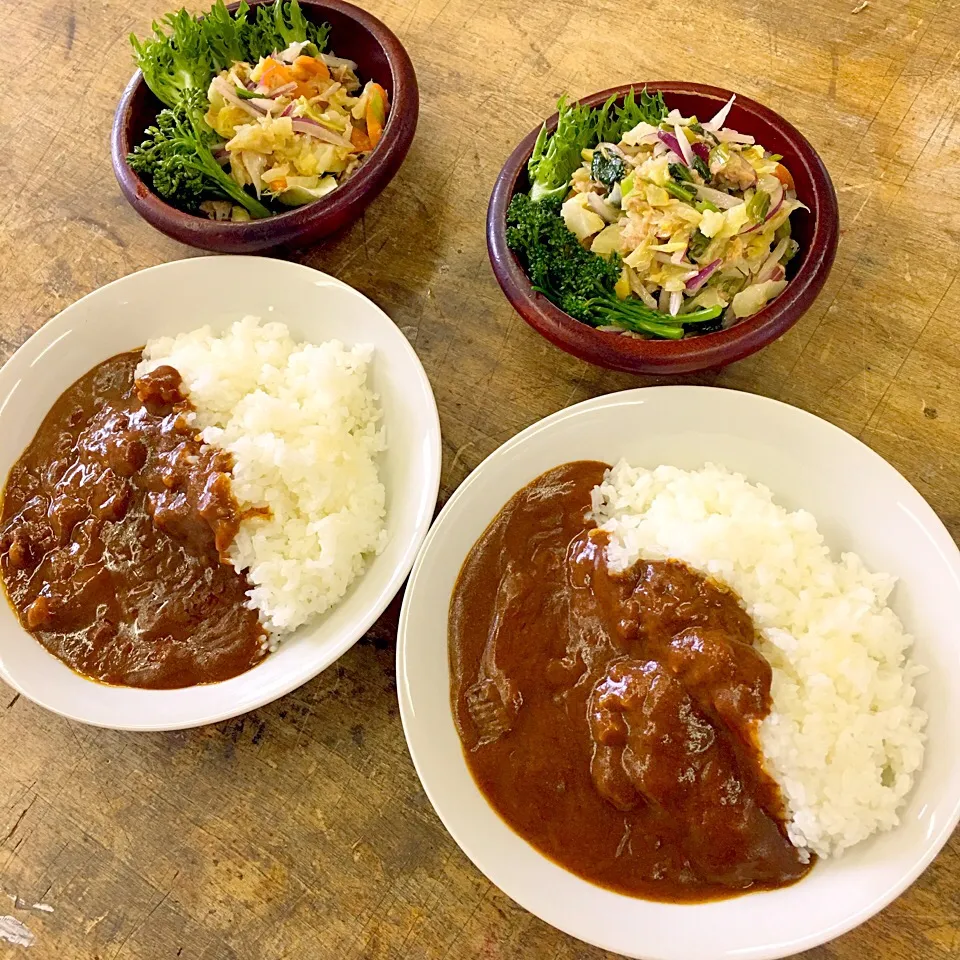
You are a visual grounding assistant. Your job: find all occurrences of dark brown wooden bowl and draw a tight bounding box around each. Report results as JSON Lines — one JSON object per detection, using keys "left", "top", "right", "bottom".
{"left": 112, "top": 0, "right": 418, "bottom": 253}
{"left": 487, "top": 82, "right": 839, "bottom": 376}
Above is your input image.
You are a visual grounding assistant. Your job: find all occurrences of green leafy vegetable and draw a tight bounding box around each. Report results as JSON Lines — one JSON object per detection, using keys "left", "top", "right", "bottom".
{"left": 709, "top": 142, "right": 730, "bottom": 168}
{"left": 131, "top": 1, "right": 244, "bottom": 107}
{"left": 243, "top": 0, "right": 329, "bottom": 62}
{"left": 527, "top": 87, "right": 667, "bottom": 203}
{"left": 687, "top": 229, "right": 711, "bottom": 260}
{"left": 591, "top": 149, "right": 626, "bottom": 188}
{"left": 505, "top": 194, "right": 721, "bottom": 339}
{"left": 692, "top": 155, "right": 711, "bottom": 180}
{"left": 527, "top": 97, "right": 596, "bottom": 202}
{"left": 234, "top": 85, "right": 267, "bottom": 99}
{"left": 130, "top": 0, "right": 328, "bottom": 108}
{"left": 747, "top": 190, "right": 770, "bottom": 224}
{"left": 597, "top": 87, "right": 667, "bottom": 144}
{"left": 664, "top": 180, "right": 696, "bottom": 202}
{"left": 127, "top": 88, "right": 271, "bottom": 219}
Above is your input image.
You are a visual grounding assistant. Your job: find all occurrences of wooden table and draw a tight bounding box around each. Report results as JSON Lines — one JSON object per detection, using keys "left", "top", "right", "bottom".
{"left": 2, "top": 0, "right": 959, "bottom": 955}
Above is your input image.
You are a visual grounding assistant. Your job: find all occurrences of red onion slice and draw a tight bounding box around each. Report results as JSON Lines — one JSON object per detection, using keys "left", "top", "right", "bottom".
{"left": 658, "top": 131, "right": 683, "bottom": 157}
{"left": 692, "top": 141, "right": 710, "bottom": 162}
{"left": 213, "top": 78, "right": 262, "bottom": 117}
{"left": 685, "top": 259, "right": 722, "bottom": 293}
{"left": 706, "top": 93, "right": 736, "bottom": 130}
{"left": 672, "top": 123, "right": 696, "bottom": 167}
{"left": 262, "top": 81, "right": 297, "bottom": 98}
{"left": 290, "top": 117, "right": 353, "bottom": 147}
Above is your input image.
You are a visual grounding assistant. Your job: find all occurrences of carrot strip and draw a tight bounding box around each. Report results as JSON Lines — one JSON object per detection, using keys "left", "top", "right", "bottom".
{"left": 350, "top": 126, "right": 373, "bottom": 152}
{"left": 773, "top": 163, "right": 795, "bottom": 191}
{"left": 365, "top": 83, "right": 389, "bottom": 147}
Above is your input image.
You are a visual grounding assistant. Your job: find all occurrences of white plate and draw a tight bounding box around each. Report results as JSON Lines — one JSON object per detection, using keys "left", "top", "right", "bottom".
{"left": 397, "top": 386, "right": 960, "bottom": 960}
{"left": 0, "top": 256, "right": 440, "bottom": 731}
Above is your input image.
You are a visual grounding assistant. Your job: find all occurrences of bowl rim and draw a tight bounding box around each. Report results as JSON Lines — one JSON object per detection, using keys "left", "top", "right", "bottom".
{"left": 0, "top": 256, "right": 442, "bottom": 730}
{"left": 396, "top": 384, "right": 960, "bottom": 959}
{"left": 486, "top": 82, "right": 840, "bottom": 375}
{"left": 111, "top": 0, "right": 418, "bottom": 241}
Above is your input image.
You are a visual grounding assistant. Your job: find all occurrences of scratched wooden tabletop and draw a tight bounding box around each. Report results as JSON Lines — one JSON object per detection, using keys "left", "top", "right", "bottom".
{"left": 2, "top": 0, "right": 960, "bottom": 955}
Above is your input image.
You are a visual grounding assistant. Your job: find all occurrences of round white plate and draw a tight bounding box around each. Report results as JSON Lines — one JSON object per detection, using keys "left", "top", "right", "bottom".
{"left": 397, "top": 386, "right": 960, "bottom": 960}
{"left": 0, "top": 256, "right": 440, "bottom": 730}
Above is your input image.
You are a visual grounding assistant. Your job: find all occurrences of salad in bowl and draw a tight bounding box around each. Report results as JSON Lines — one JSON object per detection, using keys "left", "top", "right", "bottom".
{"left": 506, "top": 89, "right": 807, "bottom": 339}
{"left": 127, "top": 0, "right": 390, "bottom": 221}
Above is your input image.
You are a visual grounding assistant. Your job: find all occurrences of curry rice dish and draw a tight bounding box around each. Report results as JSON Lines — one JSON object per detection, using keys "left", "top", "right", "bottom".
{"left": 450, "top": 461, "right": 927, "bottom": 902}
{"left": 0, "top": 317, "right": 386, "bottom": 689}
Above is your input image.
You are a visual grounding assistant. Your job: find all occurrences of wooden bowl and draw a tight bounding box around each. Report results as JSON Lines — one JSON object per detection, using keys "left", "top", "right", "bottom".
{"left": 487, "top": 82, "right": 839, "bottom": 376}
{"left": 111, "top": 0, "right": 418, "bottom": 253}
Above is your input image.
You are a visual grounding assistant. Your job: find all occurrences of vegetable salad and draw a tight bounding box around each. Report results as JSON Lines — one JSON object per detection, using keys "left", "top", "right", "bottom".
{"left": 205, "top": 49, "right": 389, "bottom": 214}
{"left": 128, "top": 0, "right": 389, "bottom": 221}
{"left": 507, "top": 90, "right": 806, "bottom": 339}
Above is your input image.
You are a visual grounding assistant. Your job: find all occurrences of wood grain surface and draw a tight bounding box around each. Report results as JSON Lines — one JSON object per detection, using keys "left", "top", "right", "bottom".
{"left": 2, "top": 0, "right": 959, "bottom": 956}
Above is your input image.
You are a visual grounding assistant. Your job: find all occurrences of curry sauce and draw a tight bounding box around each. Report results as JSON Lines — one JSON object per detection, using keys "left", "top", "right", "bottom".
{"left": 0, "top": 352, "right": 267, "bottom": 689}
{"left": 449, "top": 461, "right": 811, "bottom": 902}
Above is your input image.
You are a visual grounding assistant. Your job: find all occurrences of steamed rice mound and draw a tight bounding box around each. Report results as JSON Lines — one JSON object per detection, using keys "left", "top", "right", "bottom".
{"left": 138, "top": 316, "right": 386, "bottom": 636}
{"left": 591, "top": 461, "right": 927, "bottom": 858}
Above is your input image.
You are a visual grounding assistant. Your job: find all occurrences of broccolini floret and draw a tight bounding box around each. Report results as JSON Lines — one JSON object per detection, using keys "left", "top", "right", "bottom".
{"left": 505, "top": 194, "right": 721, "bottom": 339}
{"left": 127, "top": 89, "right": 271, "bottom": 219}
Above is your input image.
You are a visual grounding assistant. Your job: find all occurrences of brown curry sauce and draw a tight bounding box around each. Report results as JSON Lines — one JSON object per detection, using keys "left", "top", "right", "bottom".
{"left": 0, "top": 352, "right": 267, "bottom": 689}
{"left": 449, "top": 461, "right": 812, "bottom": 902}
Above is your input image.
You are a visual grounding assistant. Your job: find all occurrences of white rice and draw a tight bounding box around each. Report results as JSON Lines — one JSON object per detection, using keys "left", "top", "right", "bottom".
{"left": 137, "top": 316, "right": 386, "bottom": 637}
{"left": 591, "top": 460, "right": 927, "bottom": 858}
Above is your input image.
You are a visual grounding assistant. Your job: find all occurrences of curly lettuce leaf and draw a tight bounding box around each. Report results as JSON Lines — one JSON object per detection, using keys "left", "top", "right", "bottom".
{"left": 527, "top": 87, "right": 668, "bottom": 203}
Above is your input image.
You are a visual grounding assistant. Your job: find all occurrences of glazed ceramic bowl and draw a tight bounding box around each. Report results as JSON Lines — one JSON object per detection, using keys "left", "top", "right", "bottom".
{"left": 397, "top": 387, "right": 960, "bottom": 959}
{"left": 487, "top": 83, "right": 839, "bottom": 375}
{"left": 112, "top": 0, "right": 418, "bottom": 253}
{"left": 0, "top": 256, "right": 441, "bottom": 730}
